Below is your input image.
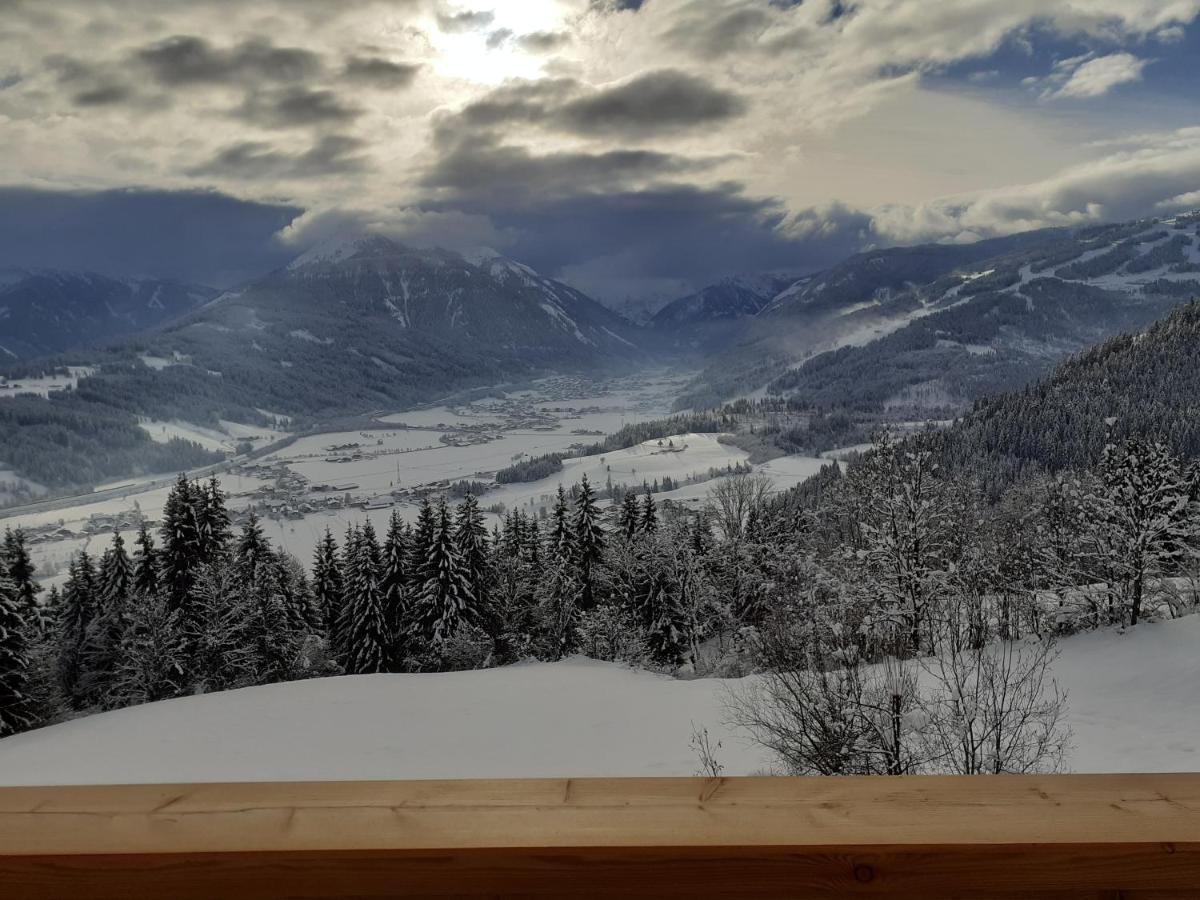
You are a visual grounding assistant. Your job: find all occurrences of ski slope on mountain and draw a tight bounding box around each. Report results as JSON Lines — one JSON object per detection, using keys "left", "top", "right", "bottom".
{"left": 1, "top": 615, "right": 1197, "bottom": 785}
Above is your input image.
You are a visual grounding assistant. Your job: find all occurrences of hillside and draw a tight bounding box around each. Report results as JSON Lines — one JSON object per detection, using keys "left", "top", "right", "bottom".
{"left": 0, "top": 269, "right": 216, "bottom": 359}
{"left": 651, "top": 273, "right": 798, "bottom": 336}
{"left": 3, "top": 615, "right": 1199, "bottom": 783}
{"left": 113, "top": 236, "right": 641, "bottom": 418}
{"left": 0, "top": 237, "right": 643, "bottom": 494}
{"left": 677, "top": 215, "right": 1200, "bottom": 412}
{"left": 926, "top": 299, "right": 1200, "bottom": 490}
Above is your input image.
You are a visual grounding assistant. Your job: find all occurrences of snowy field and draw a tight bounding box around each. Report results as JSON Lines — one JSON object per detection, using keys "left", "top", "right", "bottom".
{"left": 1, "top": 369, "right": 713, "bottom": 581}
{"left": 1, "top": 615, "right": 1197, "bottom": 784}
{"left": 0, "top": 366, "right": 94, "bottom": 399}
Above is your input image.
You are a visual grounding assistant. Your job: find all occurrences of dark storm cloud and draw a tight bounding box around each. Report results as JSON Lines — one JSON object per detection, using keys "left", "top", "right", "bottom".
{"left": 453, "top": 184, "right": 873, "bottom": 299}
{"left": 440, "top": 70, "right": 746, "bottom": 141}
{"left": 557, "top": 69, "right": 747, "bottom": 136}
{"left": 341, "top": 55, "right": 420, "bottom": 88}
{"left": 72, "top": 83, "right": 135, "bottom": 106}
{"left": 44, "top": 53, "right": 139, "bottom": 107}
{"left": 234, "top": 86, "right": 361, "bottom": 128}
{"left": 424, "top": 132, "right": 722, "bottom": 202}
{"left": 133, "top": 35, "right": 323, "bottom": 86}
{"left": 516, "top": 31, "right": 571, "bottom": 53}
{"left": 0, "top": 187, "right": 301, "bottom": 287}
{"left": 436, "top": 10, "right": 494, "bottom": 33}
{"left": 189, "top": 135, "right": 371, "bottom": 179}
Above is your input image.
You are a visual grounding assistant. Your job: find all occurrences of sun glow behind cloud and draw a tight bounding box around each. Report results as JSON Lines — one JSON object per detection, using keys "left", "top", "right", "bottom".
{"left": 430, "top": 1, "right": 568, "bottom": 85}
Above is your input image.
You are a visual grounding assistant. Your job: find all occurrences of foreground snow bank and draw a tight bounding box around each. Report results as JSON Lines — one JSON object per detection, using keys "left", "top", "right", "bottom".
{"left": 1, "top": 617, "right": 1198, "bottom": 784}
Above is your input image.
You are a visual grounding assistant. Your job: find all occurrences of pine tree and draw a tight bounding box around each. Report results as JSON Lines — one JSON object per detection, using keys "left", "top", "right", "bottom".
{"left": 573, "top": 475, "right": 605, "bottom": 610}
{"left": 160, "top": 475, "right": 200, "bottom": 610}
{"left": 57, "top": 552, "right": 98, "bottom": 708}
{"left": 641, "top": 490, "right": 658, "bottom": 534}
{"left": 455, "top": 493, "right": 491, "bottom": 617}
{"left": 415, "top": 499, "right": 474, "bottom": 649}
{"left": 0, "top": 568, "right": 35, "bottom": 736}
{"left": 108, "top": 594, "right": 187, "bottom": 707}
{"left": 2, "top": 528, "right": 42, "bottom": 629}
{"left": 196, "top": 476, "right": 232, "bottom": 563}
{"left": 380, "top": 512, "right": 411, "bottom": 670}
{"left": 342, "top": 522, "right": 388, "bottom": 674}
{"left": 548, "top": 485, "right": 574, "bottom": 564}
{"left": 312, "top": 528, "right": 344, "bottom": 641}
{"left": 132, "top": 522, "right": 160, "bottom": 599}
{"left": 619, "top": 491, "right": 641, "bottom": 540}
{"left": 534, "top": 555, "right": 581, "bottom": 660}
{"left": 408, "top": 498, "right": 436, "bottom": 591}
{"left": 234, "top": 513, "right": 272, "bottom": 584}
{"left": 81, "top": 533, "right": 134, "bottom": 706}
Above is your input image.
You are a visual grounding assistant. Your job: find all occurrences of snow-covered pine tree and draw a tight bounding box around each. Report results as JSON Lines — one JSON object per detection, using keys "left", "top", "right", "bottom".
{"left": 335, "top": 525, "right": 360, "bottom": 664}
{"left": 408, "top": 497, "right": 436, "bottom": 591}
{"left": 641, "top": 569, "right": 688, "bottom": 668}
{"left": 0, "top": 567, "right": 35, "bottom": 736}
{"left": 454, "top": 493, "right": 491, "bottom": 618}
{"left": 160, "top": 475, "right": 201, "bottom": 610}
{"left": 234, "top": 512, "right": 272, "bottom": 584}
{"left": 342, "top": 522, "right": 388, "bottom": 674}
{"left": 132, "top": 521, "right": 160, "bottom": 600}
{"left": 179, "top": 564, "right": 251, "bottom": 695}
{"left": 108, "top": 593, "right": 187, "bottom": 707}
{"left": 618, "top": 491, "right": 641, "bottom": 540}
{"left": 312, "top": 528, "right": 344, "bottom": 641}
{"left": 380, "top": 512, "right": 411, "bottom": 670}
{"left": 415, "top": 498, "right": 475, "bottom": 649}
{"left": 56, "top": 551, "right": 98, "bottom": 709}
{"left": 80, "top": 532, "right": 134, "bottom": 707}
{"left": 548, "top": 485, "right": 574, "bottom": 564}
{"left": 2, "top": 528, "right": 42, "bottom": 631}
{"left": 533, "top": 554, "right": 581, "bottom": 660}
{"left": 573, "top": 474, "right": 605, "bottom": 610}
{"left": 195, "top": 475, "right": 232, "bottom": 563}
{"left": 641, "top": 489, "right": 658, "bottom": 534}
{"left": 238, "top": 551, "right": 313, "bottom": 684}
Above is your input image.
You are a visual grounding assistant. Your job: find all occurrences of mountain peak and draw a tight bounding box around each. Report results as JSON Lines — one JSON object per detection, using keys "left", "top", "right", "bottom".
{"left": 285, "top": 233, "right": 406, "bottom": 271}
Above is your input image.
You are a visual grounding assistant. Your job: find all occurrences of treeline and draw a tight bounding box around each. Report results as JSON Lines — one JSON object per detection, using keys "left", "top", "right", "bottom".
{"left": 0, "top": 392, "right": 223, "bottom": 490}
{"left": 495, "top": 454, "right": 563, "bottom": 484}
{"left": 4, "top": 428, "right": 1198, "bottom": 778}
{"left": 493, "top": 412, "right": 736, "bottom": 484}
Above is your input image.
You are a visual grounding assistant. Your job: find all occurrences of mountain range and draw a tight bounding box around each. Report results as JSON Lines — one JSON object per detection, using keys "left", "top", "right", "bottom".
{"left": 0, "top": 270, "right": 216, "bottom": 360}
{"left": 2, "top": 215, "right": 1199, "bottom": 495}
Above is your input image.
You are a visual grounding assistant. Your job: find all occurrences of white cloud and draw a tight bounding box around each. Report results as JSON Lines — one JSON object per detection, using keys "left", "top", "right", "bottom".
{"left": 871, "top": 127, "right": 1200, "bottom": 243}
{"left": 1048, "top": 52, "right": 1149, "bottom": 99}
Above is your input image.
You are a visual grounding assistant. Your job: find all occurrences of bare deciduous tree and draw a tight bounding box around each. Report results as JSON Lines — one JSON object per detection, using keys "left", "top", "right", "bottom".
{"left": 708, "top": 473, "right": 773, "bottom": 543}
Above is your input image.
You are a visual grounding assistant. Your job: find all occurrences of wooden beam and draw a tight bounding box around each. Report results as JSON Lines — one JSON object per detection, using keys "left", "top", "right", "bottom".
{"left": 2, "top": 774, "right": 1199, "bottom": 898}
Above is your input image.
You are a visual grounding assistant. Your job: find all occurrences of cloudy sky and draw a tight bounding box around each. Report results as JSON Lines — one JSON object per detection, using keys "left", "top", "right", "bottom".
{"left": 2, "top": 0, "right": 1200, "bottom": 301}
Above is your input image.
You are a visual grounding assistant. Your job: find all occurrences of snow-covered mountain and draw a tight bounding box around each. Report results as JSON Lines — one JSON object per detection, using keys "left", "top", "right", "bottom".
{"left": 109, "top": 234, "right": 642, "bottom": 417}
{"left": 257, "top": 234, "right": 639, "bottom": 355}
{"left": 651, "top": 272, "right": 800, "bottom": 330}
{"left": 0, "top": 269, "right": 217, "bottom": 359}
{"left": 678, "top": 213, "right": 1200, "bottom": 411}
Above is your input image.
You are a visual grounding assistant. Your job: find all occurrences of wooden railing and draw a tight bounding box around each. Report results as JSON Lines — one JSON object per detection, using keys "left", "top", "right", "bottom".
{"left": 1, "top": 774, "right": 1199, "bottom": 898}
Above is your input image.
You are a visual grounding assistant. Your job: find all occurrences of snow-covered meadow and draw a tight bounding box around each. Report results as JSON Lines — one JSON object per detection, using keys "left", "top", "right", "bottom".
{"left": 1, "top": 614, "right": 1196, "bottom": 784}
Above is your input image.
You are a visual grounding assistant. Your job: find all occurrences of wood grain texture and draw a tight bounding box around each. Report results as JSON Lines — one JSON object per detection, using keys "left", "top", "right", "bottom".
{"left": 1, "top": 775, "right": 1199, "bottom": 898}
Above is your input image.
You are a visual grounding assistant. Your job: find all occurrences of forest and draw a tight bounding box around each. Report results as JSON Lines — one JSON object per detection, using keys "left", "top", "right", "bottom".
{"left": 3, "top": 417, "right": 1198, "bottom": 775}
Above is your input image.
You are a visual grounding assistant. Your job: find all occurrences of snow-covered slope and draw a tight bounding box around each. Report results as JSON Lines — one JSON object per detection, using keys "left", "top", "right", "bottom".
{"left": 2, "top": 616, "right": 1198, "bottom": 784}
{"left": 0, "top": 269, "right": 217, "bottom": 359}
